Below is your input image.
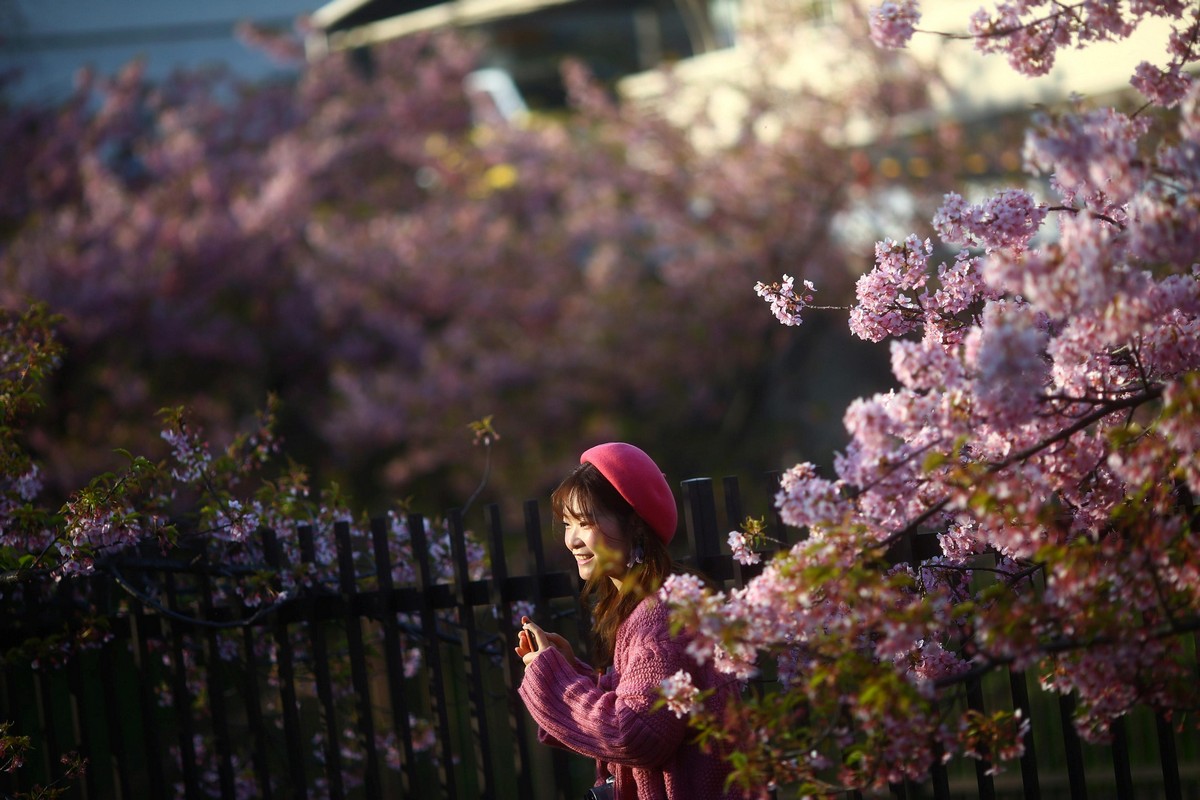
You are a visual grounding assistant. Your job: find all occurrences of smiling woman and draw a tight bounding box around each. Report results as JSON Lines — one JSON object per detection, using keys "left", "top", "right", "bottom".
{"left": 514, "top": 442, "right": 743, "bottom": 800}
{"left": 560, "top": 504, "right": 625, "bottom": 583}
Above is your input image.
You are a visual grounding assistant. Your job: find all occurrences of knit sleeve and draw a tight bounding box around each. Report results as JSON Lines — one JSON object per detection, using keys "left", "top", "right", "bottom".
{"left": 533, "top": 656, "right": 597, "bottom": 750}
{"left": 518, "top": 633, "right": 689, "bottom": 768}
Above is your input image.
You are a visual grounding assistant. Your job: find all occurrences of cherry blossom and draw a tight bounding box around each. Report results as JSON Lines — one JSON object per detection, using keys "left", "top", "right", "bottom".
{"left": 869, "top": 1, "right": 922, "bottom": 49}
{"left": 932, "top": 190, "right": 1046, "bottom": 251}
{"left": 728, "top": 530, "right": 763, "bottom": 565}
{"left": 753, "top": 274, "right": 815, "bottom": 326}
{"left": 673, "top": 2, "right": 1200, "bottom": 792}
{"left": 660, "top": 669, "right": 702, "bottom": 718}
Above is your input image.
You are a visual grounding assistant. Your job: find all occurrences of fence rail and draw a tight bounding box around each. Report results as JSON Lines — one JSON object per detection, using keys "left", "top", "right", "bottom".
{"left": 1, "top": 474, "right": 1196, "bottom": 799}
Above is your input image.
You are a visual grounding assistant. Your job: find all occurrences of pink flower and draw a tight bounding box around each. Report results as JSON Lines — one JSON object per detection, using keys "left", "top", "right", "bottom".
{"left": 932, "top": 190, "right": 1046, "bottom": 251}
{"left": 659, "top": 572, "right": 708, "bottom": 608}
{"left": 776, "top": 462, "right": 848, "bottom": 531}
{"left": 728, "top": 530, "right": 762, "bottom": 565}
{"left": 1023, "top": 108, "right": 1150, "bottom": 207}
{"left": 1131, "top": 60, "right": 1193, "bottom": 107}
{"left": 849, "top": 236, "right": 931, "bottom": 342}
{"left": 869, "top": 1, "right": 921, "bottom": 49}
{"left": 966, "top": 300, "right": 1049, "bottom": 425}
{"left": 660, "top": 669, "right": 701, "bottom": 718}
{"left": 754, "top": 274, "right": 815, "bottom": 326}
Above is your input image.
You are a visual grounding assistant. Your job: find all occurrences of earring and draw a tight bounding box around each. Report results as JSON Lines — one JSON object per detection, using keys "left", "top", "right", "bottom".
{"left": 626, "top": 542, "right": 644, "bottom": 568}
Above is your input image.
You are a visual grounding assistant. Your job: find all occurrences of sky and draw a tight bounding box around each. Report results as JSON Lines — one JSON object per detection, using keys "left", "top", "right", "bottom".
{"left": 1, "top": 0, "right": 320, "bottom": 102}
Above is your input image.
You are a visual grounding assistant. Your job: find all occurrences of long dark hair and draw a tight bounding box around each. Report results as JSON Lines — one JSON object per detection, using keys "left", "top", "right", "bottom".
{"left": 551, "top": 462, "right": 680, "bottom": 670}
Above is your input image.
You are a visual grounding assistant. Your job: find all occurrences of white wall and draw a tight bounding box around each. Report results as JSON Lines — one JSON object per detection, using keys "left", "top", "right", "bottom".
{"left": 620, "top": 0, "right": 1179, "bottom": 147}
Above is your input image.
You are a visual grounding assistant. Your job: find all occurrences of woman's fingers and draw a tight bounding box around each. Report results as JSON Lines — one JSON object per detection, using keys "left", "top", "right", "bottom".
{"left": 517, "top": 619, "right": 568, "bottom": 667}
{"left": 523, "top": 621, "right": 549, "bottom": 650}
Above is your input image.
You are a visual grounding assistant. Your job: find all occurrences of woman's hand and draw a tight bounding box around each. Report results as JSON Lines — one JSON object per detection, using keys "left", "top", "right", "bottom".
{"left": 515, "top": 616, "right": 575, "bottom": 667}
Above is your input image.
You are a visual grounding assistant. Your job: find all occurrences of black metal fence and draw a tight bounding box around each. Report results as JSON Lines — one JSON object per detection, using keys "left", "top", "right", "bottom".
{"left": 1, "top": 474, "right": 1196, "bottom": 799}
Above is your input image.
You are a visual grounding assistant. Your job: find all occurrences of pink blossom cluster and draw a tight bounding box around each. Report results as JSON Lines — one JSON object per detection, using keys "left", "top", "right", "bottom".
{"left": 659, "top": 669, "right": 702, "bottom": 718}
{"left": 161, "top": 428, "right": 214, "bottom": 485}
{"left": 868, "top": 1, "right": 921, "bottom": 49}
{"left": 753, "top": 274, "right": 814, "bottom": 326}
{"left": 1023, "top": 107, "right": 1150, "bottom": 207}
{"left": 959, "top": 710, "right": 1030, "bottom": 774}
{"left": 964, "top": 300, "right": 1049, "bottom": 423}
{"left": 774, "top": 462, "right": 848, "bottom": 531}
{"left": 659, "top": 573, "right": 738, "bottom": 670}
{"left": 1159, "top": 374, "right": 1200, "bottom": 494}
{"left": 674, "top": 528, "right": 983, "bottom": 787}
{"left": 848, "top": 236, "right": 930, "bottom": 342}
{"left": 965, "top": 1, "right": 1183, "bottom": 77}
{"left": 1131, "top": 11, "right": 1199, "bottom": 106}
{"left": 932, "top": 190, "right": 1046, "bottom": 251}
{"left": 1132, "top": 60, "right": 1193, "bottom": 107}
{"left": 727, "top": 530, "right": 762, "bottom": 565}
{"left": 210, "top": 498, "right": 259, "bottom": 543}
{"left": 56, "top": 504, "right": 141, "bottom": 579}
{"left": 0, "top": 466, "right": 57, "bottom": 557}
{"left": 667, "top": 5, "right": 1200, "bottom": 790}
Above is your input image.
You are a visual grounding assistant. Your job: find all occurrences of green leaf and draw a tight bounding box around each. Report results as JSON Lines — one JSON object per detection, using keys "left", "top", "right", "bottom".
{"left": 923, "top": 450, "right": 949, "bottom": 471}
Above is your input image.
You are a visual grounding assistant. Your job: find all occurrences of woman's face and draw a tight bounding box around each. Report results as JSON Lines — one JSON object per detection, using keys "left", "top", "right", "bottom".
{"left": 561, "top": 499, "right": 628, "bottom": 587}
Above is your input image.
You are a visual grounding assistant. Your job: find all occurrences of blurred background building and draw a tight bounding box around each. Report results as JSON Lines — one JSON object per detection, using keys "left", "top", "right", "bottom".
{"left": 308, "top": 0, "right": 731, "bottom": 109}
{"left": 2, "top": 0, "right": 1167, "bottom": 120}
{"left": 307, "top": 0, "right": 1169, "bottom": 118}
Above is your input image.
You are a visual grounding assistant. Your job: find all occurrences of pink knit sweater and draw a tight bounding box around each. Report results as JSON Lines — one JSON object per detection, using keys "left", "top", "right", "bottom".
{"left": 518, "top": 596, "right": 740, "bottom": 800}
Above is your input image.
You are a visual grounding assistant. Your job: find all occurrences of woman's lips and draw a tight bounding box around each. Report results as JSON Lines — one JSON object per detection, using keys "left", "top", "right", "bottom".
{"left": 574, "top": 553, "right": 594, "bottom": 564}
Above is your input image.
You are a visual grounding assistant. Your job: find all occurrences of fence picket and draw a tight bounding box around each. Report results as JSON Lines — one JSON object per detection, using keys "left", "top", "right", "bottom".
{"left": 96, "top": 629, "right": 132, "bottom": 798}
{"left": 1009, "top": 669, "right": 1041, "bottom": 799}
{"left": 298, "top": 524, "right": 347, "bottom": 800}
{"left": 485, "top": 502, "right": 535, "bottom": 799}
{"left": 370, "top": 514, "right": 420, "bottom": 795}
{"left": 129, "top": 609, "right": 169, "bottom": 797}
{"left": 681, "top": 478, "right": 727, "bottom": 581}
{"left": 1157, "top": 711, "right": 1183, "bottom": 800}
{"left": 65, "top": 651, "right": 97, "bottom": 798}
{"left": 334, "top": 519, "right": 383, "bottom": 798}
{"left": 32, "top": 671, "right": 60, "bottom": 793}
{"left": 448, "top": 508, "right": 495, "bottom": 798}
{"left": 1110, "top": 716, "right": 1134, "bottom": 799}
{"left": 966, "top": 676, "right": 997, "bottom": 800}
{"left": 163, "top": 571, "right": 202, "bottom": 800}
{"left": 261, "top": 526, "right": 309, "bottom": 800}
{"left": 722, "top": 476, "right": 752, "bottom": 588}
{"left": 238, "top": 599, "right": 275, "bottom": 800}
{"left": 1058, "top": 692, "right": 1089, "bottom": 799}
{"left": 198, "top": 570, "right": 237, "bottom": 798}
{"left": 930, "top": 740, "right": 951, "bottom": 800}
{"left": 410, "top": 512, "right": 458, "bottom": 800}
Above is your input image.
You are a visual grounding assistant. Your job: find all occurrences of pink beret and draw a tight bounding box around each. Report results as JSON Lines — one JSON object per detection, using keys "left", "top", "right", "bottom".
{"left": 580, "top": 442, "right": 678, "bottom": 544}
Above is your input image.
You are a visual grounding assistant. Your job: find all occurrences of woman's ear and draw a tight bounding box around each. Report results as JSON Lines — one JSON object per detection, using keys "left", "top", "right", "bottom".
{"left": 626, "top": 531, "right": 645, "bottom": 568}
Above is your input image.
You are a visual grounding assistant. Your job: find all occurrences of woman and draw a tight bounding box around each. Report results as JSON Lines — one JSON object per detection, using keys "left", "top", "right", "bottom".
{"left": 515, "top": 442, "right": 739, "bottom": 800}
